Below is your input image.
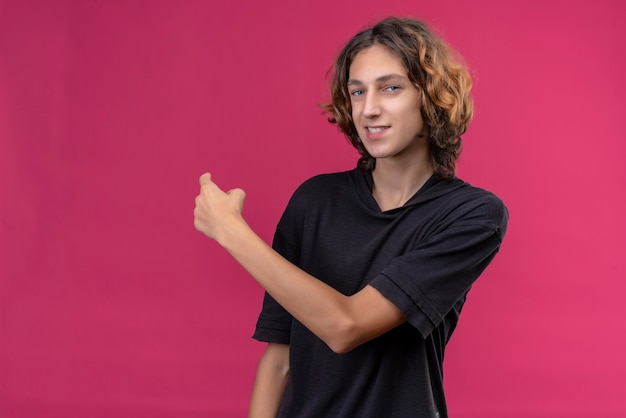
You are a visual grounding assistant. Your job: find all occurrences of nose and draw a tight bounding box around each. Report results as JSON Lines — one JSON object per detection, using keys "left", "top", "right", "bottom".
{"left": 362, "top": 92, "right": 381, "bottom": 118}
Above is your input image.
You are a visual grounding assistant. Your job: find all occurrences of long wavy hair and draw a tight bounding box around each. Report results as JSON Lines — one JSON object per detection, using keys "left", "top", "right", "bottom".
{"left": 322, "top": 17, "right": 473, "bottom": 178}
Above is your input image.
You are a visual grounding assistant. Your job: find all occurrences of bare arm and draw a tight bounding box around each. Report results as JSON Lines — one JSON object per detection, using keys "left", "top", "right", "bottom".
{"left": 248, "top": 343, "right": 290, "bottom": 418}
{"left": 194, "top": 173, "right": 405, "bottom": 353}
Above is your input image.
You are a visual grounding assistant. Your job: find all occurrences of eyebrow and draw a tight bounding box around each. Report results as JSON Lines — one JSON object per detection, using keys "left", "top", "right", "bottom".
{"left": 347, "top": 74, "right": 407, "bottom": 86}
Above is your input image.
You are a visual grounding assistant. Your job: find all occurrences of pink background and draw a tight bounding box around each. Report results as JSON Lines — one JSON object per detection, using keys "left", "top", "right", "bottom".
{"left": 1, "top": 0, "right": 625, "bottom": 417}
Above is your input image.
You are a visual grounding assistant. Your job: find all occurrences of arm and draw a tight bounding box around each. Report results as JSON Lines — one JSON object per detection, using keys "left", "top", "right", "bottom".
{"left": 248, "top": 342, "right": 290, "bottom": 418}
{"left": 194, "top": 173, "right": 405, "bottom": 353}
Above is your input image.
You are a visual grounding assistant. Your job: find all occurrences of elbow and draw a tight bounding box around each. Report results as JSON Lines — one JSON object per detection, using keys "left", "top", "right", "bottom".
{"left": 325, "top": 319, "right": 361, "bottom": 355}
{"left": 328, "top": 342, "right": 355, "bottom": 355}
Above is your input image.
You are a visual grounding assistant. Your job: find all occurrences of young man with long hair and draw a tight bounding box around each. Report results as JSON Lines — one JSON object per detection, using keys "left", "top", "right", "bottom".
{"left": 194, "top": 17, "right": 508, "bottom": 418}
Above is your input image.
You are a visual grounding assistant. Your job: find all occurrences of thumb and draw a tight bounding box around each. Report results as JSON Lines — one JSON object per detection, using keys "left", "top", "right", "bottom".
{"left": 227, "top": 188, "right": 246, "bottom": 201}
{"left": 199, "top": 172, "right": 212, "bottom": 186}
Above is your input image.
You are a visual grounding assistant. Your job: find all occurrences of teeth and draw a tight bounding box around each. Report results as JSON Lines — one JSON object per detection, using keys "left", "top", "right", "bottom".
{"left": 368, "top": 127, "right": 387, "bottom": 133}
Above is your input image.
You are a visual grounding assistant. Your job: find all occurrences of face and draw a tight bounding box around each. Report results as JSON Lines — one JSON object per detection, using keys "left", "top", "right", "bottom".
{"left": 348, "top": 44, "right": 428, "bottom": 163}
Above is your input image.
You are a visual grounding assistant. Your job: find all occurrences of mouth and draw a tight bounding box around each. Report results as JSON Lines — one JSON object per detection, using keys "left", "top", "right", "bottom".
{"left": 366, "top": 126, "right": 390, "bottom": 134}
{"left": 364, "top": 125, "right": 390, "bottom": 140}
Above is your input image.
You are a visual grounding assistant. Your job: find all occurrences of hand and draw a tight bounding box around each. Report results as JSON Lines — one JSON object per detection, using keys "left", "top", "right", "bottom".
{"left": 194, "top": 173, "right": 246, "bottom": 243}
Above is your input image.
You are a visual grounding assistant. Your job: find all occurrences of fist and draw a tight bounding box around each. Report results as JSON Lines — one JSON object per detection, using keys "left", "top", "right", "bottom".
{"left": 194, "top": 173, "right": 246, "bottom": 242}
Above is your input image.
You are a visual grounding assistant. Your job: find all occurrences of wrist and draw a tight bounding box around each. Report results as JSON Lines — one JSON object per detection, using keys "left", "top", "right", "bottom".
{"left": 216, "top": 216, "right": 253, "bottom": 251}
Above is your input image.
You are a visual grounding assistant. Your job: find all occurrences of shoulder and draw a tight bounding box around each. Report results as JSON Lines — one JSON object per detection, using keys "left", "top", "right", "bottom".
{"left": 458, "top": 182, "right": 508, "bottom": 236}
{"left": 457, "top": 180, "right": 506, "bottom": 211}
{"left": 289, "top": 170, "right": 354, "bottom": 203}
{"left": 296, "top": 171, "right": 352, "bottom": 191}
{"left": 275, "top": 170, "right": 356, "bottom": 246}
{"left": 432, "top": 178, "right": 508, "bottom": 235}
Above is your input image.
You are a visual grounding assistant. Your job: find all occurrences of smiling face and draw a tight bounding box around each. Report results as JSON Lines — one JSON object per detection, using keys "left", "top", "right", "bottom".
{"left": 348, "top": 44, "right": 429, "bottom": 164}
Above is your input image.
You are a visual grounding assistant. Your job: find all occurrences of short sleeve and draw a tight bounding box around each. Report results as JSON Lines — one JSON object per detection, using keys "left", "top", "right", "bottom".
{"left": 251, "top": 197, "right": 302, "bottom": 344}
{"left": 369, "top": 195, "right": 508, "bottom": 338}
{"left": 252, "top": 292, "right": 292, "bottom": 344}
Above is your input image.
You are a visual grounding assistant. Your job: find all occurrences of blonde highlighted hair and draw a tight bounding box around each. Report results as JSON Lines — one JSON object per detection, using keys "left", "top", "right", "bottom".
{"left": 323, "top": 17, "right": 473, "bottom": 178}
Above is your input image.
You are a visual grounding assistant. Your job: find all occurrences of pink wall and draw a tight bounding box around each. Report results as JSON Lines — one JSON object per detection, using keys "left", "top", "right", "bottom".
{"left": 1, "top": 1, "right": 625, "bottom": 417}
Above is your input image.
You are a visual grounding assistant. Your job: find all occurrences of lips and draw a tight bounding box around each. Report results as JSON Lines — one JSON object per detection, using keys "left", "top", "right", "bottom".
{"left": 364, "top": 126, "right": 390, "bottom": 140}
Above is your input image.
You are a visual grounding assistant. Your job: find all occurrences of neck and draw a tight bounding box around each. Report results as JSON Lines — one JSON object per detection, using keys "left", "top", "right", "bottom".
{"left": 371, "top": 152, "right": 433, "bottom": 211}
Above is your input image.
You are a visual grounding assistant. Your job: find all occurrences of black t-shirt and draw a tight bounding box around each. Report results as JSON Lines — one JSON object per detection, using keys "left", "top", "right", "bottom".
{"left": 253, "top": 168, "right": 508, "bottom": 418}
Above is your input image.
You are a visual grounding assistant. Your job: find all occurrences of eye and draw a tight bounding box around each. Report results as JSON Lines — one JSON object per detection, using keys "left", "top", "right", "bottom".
{"left": 350, "top": 89, "right": 365, "bottom": 97}
{"left": 384, "top": 85, "right": 400, "bottom": 93}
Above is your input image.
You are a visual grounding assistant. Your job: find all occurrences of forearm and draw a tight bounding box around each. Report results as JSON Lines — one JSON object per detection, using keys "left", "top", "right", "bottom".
{"left": 194, "top": 174, "right": 404, "bottom": 352}
{"left": 248, "top": 343, "right": 290, "bottom": 418}
{"left": 219, "top": 220, "right": 354, "bottom": 352}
